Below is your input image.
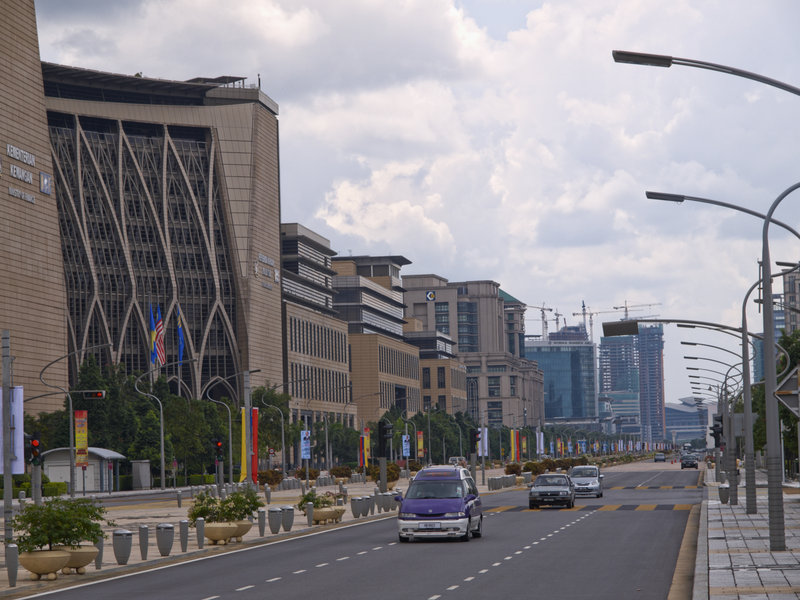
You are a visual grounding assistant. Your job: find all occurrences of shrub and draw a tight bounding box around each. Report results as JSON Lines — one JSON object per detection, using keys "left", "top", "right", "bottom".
{"left": 368, "top": 462, "right": 400, "bottom": 482}
{"left": 407, "top": 460, "right": 423, "bottom": 472}
{"left": 295, "top": 467, "right": 320, "bottom": 480}
{"left": 505, "top": 463, "right": 522, "bottom": 475}
{"left": 297, "top": 489, "right": 339, "bottom": 511}
{"left": 258, "top": 469, "right": 284, "bottom": 486}
{"left": 12, "top": 497, "right": 114, "bottom": 552}
{"left": 223, "top": 488, "right": 264, "bottom": 520}
{"left": 329, "top": 465, "right": 352, "bottom": 479}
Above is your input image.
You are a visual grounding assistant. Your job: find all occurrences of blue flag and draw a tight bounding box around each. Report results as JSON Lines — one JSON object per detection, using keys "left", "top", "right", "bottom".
{"left": 177, "top": 309, "right": 185, "bottom": 364}
{"left": 149, "top": 304, "right": 157, "bottom": 365}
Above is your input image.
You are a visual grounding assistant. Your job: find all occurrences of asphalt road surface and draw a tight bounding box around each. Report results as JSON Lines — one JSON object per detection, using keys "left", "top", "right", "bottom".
{"left": 32, "top": 463, "right": 703, "bottom": 600}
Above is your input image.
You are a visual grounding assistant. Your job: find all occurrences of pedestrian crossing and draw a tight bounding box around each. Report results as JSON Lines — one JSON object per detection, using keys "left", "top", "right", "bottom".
{"left": 486, "top": 504, "right": 693, "bottom": 513}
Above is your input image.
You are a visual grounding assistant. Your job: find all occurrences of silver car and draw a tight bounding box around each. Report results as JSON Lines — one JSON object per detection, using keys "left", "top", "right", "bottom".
{"left": 528, "top": 473, "right": 575, "bottom": 509}
{"left": 569, "top": 465, "right": 603, "bottom": 498}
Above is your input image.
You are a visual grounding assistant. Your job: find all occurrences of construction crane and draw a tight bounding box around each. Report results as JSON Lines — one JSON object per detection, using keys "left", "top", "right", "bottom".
{"left": 613, "top": 301, "right": 662, "bottom": 320}
{"left": 572, "top": 301, "right": 632, "bottom": 342}
{"left": 527, "top": 304, "right": 554, "bottom": 340}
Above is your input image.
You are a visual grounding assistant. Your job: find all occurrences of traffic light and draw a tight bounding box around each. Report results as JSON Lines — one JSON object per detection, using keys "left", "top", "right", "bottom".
{"left": 383, "top": 421, "right": 394, "bottom": 440}
{"left": 29, "top": 432, "right": 42, "bottom": 466}
{"left": 470, "top": 428, "right": 479, "bottom": 449}
{"left": 710, "top": 414, "right": 723, "bottom": 448}
{"left": 83, "top": 390, "right": 106, "bottom": 399}
{"left": 213, "top": 438, "right": 223, "bottom": 459}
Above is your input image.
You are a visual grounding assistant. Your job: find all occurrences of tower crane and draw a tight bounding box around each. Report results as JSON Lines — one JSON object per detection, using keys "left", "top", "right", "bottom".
{"left": 613, "top": 301, "right": 662, "bottom": 320}
{"left": 572, "top": 301, "right": 633, "bottom": 342}
{"left": 527, "top": 304, "right": 553, "bottom": 340}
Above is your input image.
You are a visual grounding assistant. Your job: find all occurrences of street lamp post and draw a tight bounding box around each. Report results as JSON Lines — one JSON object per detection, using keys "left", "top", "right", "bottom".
{"left": 615, "top": 46, "right": 800, "bottom": 552}
{"left": 260, "top": 403, "right": 285, "bottom": 475}
{"left": 39, "top": 342, "right": 112, "bottom": 498}
{"left": 134, "top": 359, "right": 197, "bottom": 491}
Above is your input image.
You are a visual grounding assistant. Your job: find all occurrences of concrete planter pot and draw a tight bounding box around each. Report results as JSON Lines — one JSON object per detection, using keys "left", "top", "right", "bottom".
{"left": 267, "top": 508, "right": 282, "bottom": 534}
{"left": 232, "top": 520, "right": 253, "bottom": 542}
{"left": 719, "top": 485, "right": 730, "bottom": 504}
{"left": 203, "top": 522, "right": 238, "bottom": 545}
{"left": 19, "top": 550, "right": 70, "bottom": 581}
{"left": 309, "top": 506, "right": 345, "bottom": 525}
{"left": 54, "top": 545, "right": 99, "bottom": 574}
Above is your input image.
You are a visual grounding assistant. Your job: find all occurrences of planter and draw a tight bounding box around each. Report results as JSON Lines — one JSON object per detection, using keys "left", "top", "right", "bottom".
{"left": 19, "top": 550, "right": 70, "bottom": 581}
{"left": 232, "top": 520, "right": 253, "bottom": 542}
{"left": 718, "top": 485, "right": 730, "bottom": 504}
{"left": 203, "top": 522, "right": 238, "bottom": 545}
{"left": 54, "top": 545, "right": 99, "bottom": 575}
{"left": 309, "top": 506, "right": 345, "bottom": 525}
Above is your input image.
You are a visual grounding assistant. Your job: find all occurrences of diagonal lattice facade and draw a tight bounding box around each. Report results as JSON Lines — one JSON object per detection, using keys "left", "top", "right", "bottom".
{"left": 50, "top": 116, "right": 240, "bottom": 397}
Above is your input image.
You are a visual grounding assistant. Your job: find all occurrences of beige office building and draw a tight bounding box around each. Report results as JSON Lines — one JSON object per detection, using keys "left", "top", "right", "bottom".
{"left": 0, "top": 0, "right": 68, "bottom": 412}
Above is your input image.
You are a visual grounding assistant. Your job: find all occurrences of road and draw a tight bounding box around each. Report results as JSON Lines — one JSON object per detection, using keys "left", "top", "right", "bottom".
{"left": 31, "top": 463, "right": 703, "bottom": 600}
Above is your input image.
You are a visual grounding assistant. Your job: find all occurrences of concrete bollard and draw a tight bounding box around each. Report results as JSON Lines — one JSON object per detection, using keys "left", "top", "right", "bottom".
{"left": 17, "top": 490, "right": 25, "bottom": 508}
{"left": 94, "top": 537, "right": 103, "bottom": 569}
{"left": 281, "top": 506, "right": 294, "bottom": 532}
{"left": 258, "top": 508, "right": 266, "bottom": 536}
{"left": 342, "top": 486, "right": 348, "bottom": 502}
{"left": 179, "top": 520, "right": 189, "bottom": 553}
{"left": 6, "top": 543, "right": 17, "bottom": 588}
{"left": 369, "top": 495, "right": 376, "bottom": 515}
{"left": 264, "top": 485, "right": 271, "bottom": 504}
{"left": 195, "top": 518, "right": 205, "bottom": 549}
{"left": 351, "top": 497, "right": 360, "bottom": 518}
{"left": 177, "top": 490, "right": 182, "bottom": 508}
{"left": 112, "top": 529, "right": 133, "bottom": 565}
{"left": 306, "top": 502, "right": 314, "bottom": 527}
{"left": 268, "top": 507, "right": 282, "bottom": 534}
{"left": 156, "top": 523, "right": 174, "bottom": 557}
{"left": 139, "top": 525, "right": 149, "bottom": 560}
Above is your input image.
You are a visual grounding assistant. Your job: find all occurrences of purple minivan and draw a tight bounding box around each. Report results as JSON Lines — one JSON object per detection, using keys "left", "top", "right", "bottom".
{"left": 396, "top": 466, "right": 483, "bottom": 542}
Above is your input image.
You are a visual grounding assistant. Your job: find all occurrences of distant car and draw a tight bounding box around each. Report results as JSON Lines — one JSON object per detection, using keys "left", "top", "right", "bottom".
{"left": 529, "top": 473, "right": 575, "bottom": 509}
{"left": 569, "top": 465, "right": 604, "bottom": 498}
{"left": 654, "top": 452, "right": 666, "bottom": 462}
{"left": 396, "top": 466, "right": 482, "bottom": 542}
{"left": 448, "top": 456, "right": 467, "bottom": 467}
{"left": 681, "top": 454, "right": 699, "bottom": 469}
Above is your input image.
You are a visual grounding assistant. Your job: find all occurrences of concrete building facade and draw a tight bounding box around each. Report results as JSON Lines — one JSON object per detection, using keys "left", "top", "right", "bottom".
{"left": 0, "top": 0, "right": 68, "bottom": 412}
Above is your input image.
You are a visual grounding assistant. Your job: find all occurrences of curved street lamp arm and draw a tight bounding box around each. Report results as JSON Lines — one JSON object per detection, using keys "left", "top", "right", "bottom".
{"left": 612, "top": 51, "right": 800, "bottom": 98}
{"left": 39, "top": 342, "right": 112, "bottom": 389}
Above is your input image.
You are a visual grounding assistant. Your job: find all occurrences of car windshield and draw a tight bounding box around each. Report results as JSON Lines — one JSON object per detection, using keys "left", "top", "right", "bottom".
{"left": 571, "top": 467, "right": 597, "bottom": 477}
{"left": 683, "top": 455, "right": 696, "bottom": 460}
{"left": 535, "top": 476, "right": 568, "bottom": 487}
{"left": 406, "top": 481, "right": 464, "bottom": 499}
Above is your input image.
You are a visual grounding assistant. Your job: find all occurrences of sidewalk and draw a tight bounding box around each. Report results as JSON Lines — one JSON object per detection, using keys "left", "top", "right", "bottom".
{"left": 0, "top": 468, "right": 508, "bottom": 599}
{"left": 699, "top": 467, "right": 800, "bottom": 599}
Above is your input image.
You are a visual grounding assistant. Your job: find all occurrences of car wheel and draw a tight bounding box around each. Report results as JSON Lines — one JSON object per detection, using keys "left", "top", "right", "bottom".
{"left": 461, "top": 527, "right": 471, "bottom": 542}
{"left": 529, "top": 501, "right": 538, "bottom": 510}
{"left": 472, "top": 516, "right": 483, "bottom": 538}
{"left": 398, "top": 534, "right": 409, "bottom": 543}
{"left": 597, "top": 491, "right": 603, "bottom": 498}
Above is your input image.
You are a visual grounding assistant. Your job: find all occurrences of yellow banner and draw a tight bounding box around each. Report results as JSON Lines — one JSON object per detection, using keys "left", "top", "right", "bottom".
{"left": 74, "top": 410, "right": 88, "bottom": 467}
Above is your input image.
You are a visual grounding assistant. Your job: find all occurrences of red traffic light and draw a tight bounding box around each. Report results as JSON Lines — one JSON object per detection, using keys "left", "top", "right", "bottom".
{"left": 83, "top": 390, "right": 106, "bottom": 399}
{"left": 215, "top": 440, "right": 222, "bottom": 448}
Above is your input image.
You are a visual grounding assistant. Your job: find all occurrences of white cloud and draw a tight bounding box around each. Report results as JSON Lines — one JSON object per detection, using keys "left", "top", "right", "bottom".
{"left": 34, "top": 0, "right": 800, "bottom": 404}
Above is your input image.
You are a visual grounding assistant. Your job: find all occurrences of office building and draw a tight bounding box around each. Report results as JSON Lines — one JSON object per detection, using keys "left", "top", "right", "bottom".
{"left": 332, "top": 256, "right": 421, "bottom": 423}
{"left": 665, "top": 397, "right": 709, "bottom": 445}
{"left": 281, "top": 224, "right": 354, "bottom": 430}
{"left": 43, "top": 61, "right": 284, "bottom": 400}
{"left": 402, "top": 274, "right": 544, "bottom": 429}
{"left": 0, "top": 0, "right": 69, "bottom": 412}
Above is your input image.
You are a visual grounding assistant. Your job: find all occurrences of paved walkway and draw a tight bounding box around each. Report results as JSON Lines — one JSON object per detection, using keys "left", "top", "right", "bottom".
{"left": 698, "top": 467, "right": 800, "bottom": 600}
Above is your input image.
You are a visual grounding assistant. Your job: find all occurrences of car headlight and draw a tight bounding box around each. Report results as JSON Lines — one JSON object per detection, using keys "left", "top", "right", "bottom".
{"left": 444, "top": 512, "right": 466, "bottom": 518}
{"left": 399, "top": 512, "right": 416, "bottom": 518}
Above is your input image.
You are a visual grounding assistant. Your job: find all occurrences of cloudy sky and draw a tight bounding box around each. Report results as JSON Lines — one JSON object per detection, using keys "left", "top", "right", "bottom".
{"left": 35, "top": 0, "right": 800, "bottom": 407}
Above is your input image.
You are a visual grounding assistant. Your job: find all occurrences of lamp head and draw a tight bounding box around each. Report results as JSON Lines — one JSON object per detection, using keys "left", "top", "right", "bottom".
{"left": 612, "top": 50, "right": 673, "bottom": 68}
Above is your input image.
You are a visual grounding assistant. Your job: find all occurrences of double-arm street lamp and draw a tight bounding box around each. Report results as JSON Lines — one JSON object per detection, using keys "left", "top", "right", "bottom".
{"left": 39, "top": 342, "right": 112, "bottom": 498}
{"left": 134, "top": 359, "right": 197, "bottom": 491}
{"left": 615, "top": 46, "right": 800, "bottom": 551}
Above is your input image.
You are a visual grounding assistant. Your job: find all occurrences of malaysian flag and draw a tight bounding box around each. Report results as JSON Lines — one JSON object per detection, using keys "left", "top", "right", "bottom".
{"left": 155, "top": 306, "right": 166, "bottom": 365}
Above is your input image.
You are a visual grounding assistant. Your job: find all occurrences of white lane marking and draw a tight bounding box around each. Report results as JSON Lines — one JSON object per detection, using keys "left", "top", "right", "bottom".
{"left": 447, "top": 585, "right": 459, "bottom": 591}
{"left": 373, "top": 546, "right": 383, "bottom": 550}
{"left": 464, "top": 576, "right": 475, "bottom": 582}
{"left": 388, "top": 542, "right": 397, "bottom": 546}
{"left": 316, "top": 563, "right": 329, "bottom": 567}
{"left": 293, "top": 569, "right": 306, "bottom": 574}
{"left": 337, "top": 556, "right": 350, "bottom": 561}
{"left": 504, "top": 556, "right": 512, "bottom": 561}
{"left": 479, "top": 569, "right": 489, "bottom": 574}
{"left": 201, "top": 597, "right": 220, "bottom": 600}
{"left": 236, "top": 585, "right": 254, "bottom": 591}
{"left": 514, "top": 551, "right": 522, "bottom": 555}
{"left": 492, "top": 562, "right": 501, "bottom": 567}
{"left": 266, "top": 577, "right": 281, "bottom": 582}
{"left": 533, "top": 541, "right": 540, "bottom": 545}
{"left": 524, "top": 545, "right": 531, "bottom": 549}
{"left": 358, "top": 551, "right": 368, "bottom": 555}
{"left": 428, "top": 596, "right": 442, "bottom": 600}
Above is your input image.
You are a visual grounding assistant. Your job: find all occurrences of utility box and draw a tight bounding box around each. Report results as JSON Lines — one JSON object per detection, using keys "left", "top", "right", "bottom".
{"left": 131, "top": 460, "right": 151, "bottom": 490}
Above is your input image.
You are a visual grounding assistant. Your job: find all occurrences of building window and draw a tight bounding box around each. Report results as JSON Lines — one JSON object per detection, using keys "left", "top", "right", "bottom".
{"left": 437, "top": 366, "right": 446, "bottom": 388}
{"left": 422, "top": 367, "right": 431, "bottom": 389}
{"left": 438, "top": 395, "right": 446, "bottom": 410}
{"left": 510, "top": 375, "right": 517, "bottom": 396}
{"left": 423, "top": 395, "right": 431, "bottom": 411}
{"left": 487, "top": 365, "right": 506, "bottom": 372}
{"left": 488, "top": 376, "right": 501, "bottom": 397}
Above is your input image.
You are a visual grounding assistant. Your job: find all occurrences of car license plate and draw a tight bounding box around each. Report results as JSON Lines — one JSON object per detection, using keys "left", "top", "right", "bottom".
{"left": 419, "top": 522, "right": 440, "bottom": 530}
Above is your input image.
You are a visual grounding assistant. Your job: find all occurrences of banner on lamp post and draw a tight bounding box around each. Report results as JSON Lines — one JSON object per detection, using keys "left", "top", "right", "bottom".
{"left": 75, "top": 410, "right": 88, "bottom": 467}
{"left": 0, "top": 387, "right": 24, "bottom": 474}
